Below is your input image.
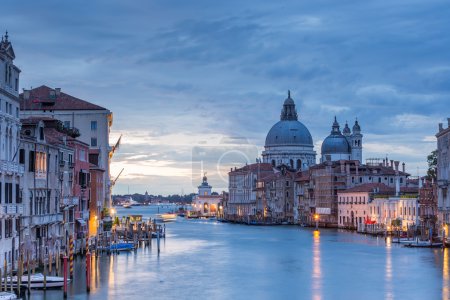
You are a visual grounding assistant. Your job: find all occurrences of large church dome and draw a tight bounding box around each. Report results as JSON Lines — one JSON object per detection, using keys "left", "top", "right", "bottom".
{"left": 265, "top": 120, "right": 313, "bottom": 147}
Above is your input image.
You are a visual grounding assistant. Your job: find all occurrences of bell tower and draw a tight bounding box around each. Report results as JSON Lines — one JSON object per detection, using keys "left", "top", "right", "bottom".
{"left": 350, "top": 119, "right": 363, "bottom": 163}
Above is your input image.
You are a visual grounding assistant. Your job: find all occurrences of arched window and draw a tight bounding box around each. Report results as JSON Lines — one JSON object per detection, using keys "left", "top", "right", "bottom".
{"left": 271, "top": 160, "right": 275, "bottom": 167}
{"left": 289, "top": 159, "right": 293, "bottom": 168}
{"left": 297, "top": 159, "right": 301, "bottom": 170}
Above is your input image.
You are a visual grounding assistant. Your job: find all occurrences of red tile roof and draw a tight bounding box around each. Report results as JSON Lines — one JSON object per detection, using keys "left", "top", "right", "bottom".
{"left": 229, "top": 163, "right": 274, "bottom": 174}
{"left": 20, "top": 85, "right": 107, "bottom": 111}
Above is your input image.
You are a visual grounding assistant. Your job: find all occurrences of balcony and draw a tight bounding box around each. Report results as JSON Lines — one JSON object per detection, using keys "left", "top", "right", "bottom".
{"left": 0, "top": 204, "right": 24, "bottom": 215}
{"left": 62, "top": 197, "right": 79, "bottom": 206}
{"left": 68, "top": 161, "right": 75, "bottom": 168}
{"left": 0, "top": 160, "right": 25, "bottom": 175}
{"left": 0, "top": 82, "right": 19, "bottom": 97}
{"left": 31, "top": 213, "right": 63, "bottom": 226}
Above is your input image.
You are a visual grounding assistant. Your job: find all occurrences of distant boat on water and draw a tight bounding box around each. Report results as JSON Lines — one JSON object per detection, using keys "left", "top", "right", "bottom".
{"left": 122, "top": 197, "right": 141, "bottom": 208}
{"left": 155, "top": 213, "right": 177, "bottom": 223}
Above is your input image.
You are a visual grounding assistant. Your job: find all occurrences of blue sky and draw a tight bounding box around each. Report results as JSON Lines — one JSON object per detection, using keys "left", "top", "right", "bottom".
{"left": 2, "top": 0, "right": 449, "bottom": 195}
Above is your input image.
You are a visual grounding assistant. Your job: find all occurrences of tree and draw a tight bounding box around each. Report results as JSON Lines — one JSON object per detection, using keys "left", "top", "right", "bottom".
{"left": 427, "top": 149, "right": 438, "bottom": 181}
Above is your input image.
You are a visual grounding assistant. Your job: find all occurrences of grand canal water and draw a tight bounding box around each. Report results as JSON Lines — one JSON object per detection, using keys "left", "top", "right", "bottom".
{"left": 30, "top": 205, "right": 449, "bottom": 299}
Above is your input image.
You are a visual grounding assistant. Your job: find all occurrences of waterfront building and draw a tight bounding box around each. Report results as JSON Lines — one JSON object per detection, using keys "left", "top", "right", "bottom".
{"left": 337, "top": 183, "right": 418, "bottom": 231}
{"left": 191, "top": 174, "right": 222, "bottom": 217}
{"left": 337, "top": 183, "right": 391, "bottom": 229}
{"left": 436, "top": 119, "right": 450, "bottom": 235}
{"left": 258, "top": 165, "right": 296, "bottom": 223}
{"left": 321, "top": 117, "right": 363, "bottom": 163}
{"left": 20, "top": 117, "right": 76, "bottom": 262}
{"left": 367, "top": 189, "right": 419, "bottom": 231}
{"left": 67, "top": 137, "right": 90, "bottom": 248}
{"left": 295, "top": 159, "right": 410, "bottom": 227}
{"left": 262, "top": 92, "right": 316, "bottom": 170}
{"left": 418, "top": 178, "right": 438, "bottom": 237}
{"left": 20, "top": 86, "right": 113, "bottom": 230}
{"left": 227, "top": 163, "right": 273, "bottom": 222}
{"left": 0, "top": 32, "right": 24, "bottom": 269}
{"left": 89, "top": 164, "right": 104, "bottom": 236}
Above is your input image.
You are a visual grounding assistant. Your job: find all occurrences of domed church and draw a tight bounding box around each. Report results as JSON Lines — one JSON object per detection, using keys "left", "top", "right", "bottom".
{"left": 262, "top": 91, "right": 316, "bottom": 170}
{"left": 321, "top": 117, "right": 363, "bottom": 163}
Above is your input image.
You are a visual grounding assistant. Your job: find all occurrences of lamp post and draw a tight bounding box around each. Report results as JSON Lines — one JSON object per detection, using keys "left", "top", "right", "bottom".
{"left": 314, "top": 214, "right": 319, "bottom": 231}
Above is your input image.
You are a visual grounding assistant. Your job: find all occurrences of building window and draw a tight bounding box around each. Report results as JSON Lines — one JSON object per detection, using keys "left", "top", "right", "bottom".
{"left": 19, "top": 149, "right": 25, "bottom": 164}
{"left": 15, "top": 78, "right": 18, "bottom": 91}
{"left": 64, "top": 121, "right": 71, "bottom": 128}
{"left": 39, "top": 127, "right": 44, "bottom": 140}
{"left": 91, "top": 121, "right": 97, "bottom": 130}
{"left": 91, "top": 138, "right": 97, "bottom": 147}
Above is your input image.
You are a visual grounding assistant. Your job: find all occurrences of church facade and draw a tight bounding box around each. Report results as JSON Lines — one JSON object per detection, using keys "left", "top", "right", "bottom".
{"left": 262, "top": 92, "right": 316, "bottom": 170}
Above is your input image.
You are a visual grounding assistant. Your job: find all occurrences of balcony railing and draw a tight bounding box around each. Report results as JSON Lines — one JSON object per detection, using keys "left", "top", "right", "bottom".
{"left": 0, "top": 204, "right": 24, "bottom": 215}
{"left": 31, "top": 213, "right": 63, "bottom": 226}
{"left": 0, "top": 83, "right": 19, "bottom": 97}
{"left": 0, "top": 160, "right": 24, "bottom": 175}
{"left": 62, "top": 197, "right": 79, "bottom": 206}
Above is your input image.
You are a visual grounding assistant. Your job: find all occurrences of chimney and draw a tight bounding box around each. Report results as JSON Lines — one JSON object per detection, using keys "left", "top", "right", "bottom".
{"left": 439, "top": 123, "right": 443, "bottom": 132}
{"left": 55, "top": 88, "right": 61, "bottom": 96}
{"left": 402, "top": 162, "right": 405, "bottom": 173}
{"left": 394, "top": 161, "right": 400, "bottom": 196}
{"left": 23, "top": 89, "right": 30, "bottom": 100}
{"left": 390, "top": 160, "right": 394, "bottom": 169}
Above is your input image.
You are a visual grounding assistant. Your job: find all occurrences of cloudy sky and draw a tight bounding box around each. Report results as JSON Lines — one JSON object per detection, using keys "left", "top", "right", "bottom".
{"left": 2, "top": 0, "right": 449, "bottom": 195}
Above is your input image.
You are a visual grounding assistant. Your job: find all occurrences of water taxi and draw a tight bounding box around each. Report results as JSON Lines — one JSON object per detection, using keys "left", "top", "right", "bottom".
{"left": 155, "top": 213, "right": 177, "bottom": 222}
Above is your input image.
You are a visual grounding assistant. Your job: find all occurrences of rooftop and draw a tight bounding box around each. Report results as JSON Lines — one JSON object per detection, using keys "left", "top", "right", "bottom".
{"left": 20, "top": 85, "right": 107, "bottom": 111}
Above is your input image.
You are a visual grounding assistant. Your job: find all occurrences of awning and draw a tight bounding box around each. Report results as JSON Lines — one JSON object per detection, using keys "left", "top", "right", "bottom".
{"left": 76, "top": 219, "right": 87, "bottom": 226}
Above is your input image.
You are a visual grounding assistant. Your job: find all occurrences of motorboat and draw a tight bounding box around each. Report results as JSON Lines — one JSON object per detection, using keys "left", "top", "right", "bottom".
{"left": 110, "top": 242, "right": 134, "bottom": 251}
{"left": 155, "top": 213, "right": 177, "bottom": 223}
{"left": 123, "top": 203, "right": 132, "bottom": 208}
{"left": 5, "top": 273, "right": 69, "bottom": 289}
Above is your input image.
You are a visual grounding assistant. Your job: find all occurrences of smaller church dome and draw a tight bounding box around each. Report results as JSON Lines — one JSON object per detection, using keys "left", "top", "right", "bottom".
{"left": 321, "top": 117, "right": 351, "bottom": 155}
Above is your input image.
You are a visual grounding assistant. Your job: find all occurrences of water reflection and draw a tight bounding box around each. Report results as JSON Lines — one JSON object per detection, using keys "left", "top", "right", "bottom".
{"left": 444, "top": 248, "right": 449, "bottom": 300}
{"left": 385, "top": 237, "right": 393, "bottom": 300}
{"left": 312, "top": 230, "right": 322, "bottom": 300}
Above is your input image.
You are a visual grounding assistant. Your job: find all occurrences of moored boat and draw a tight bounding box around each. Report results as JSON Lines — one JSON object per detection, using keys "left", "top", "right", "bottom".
{"left": 0, "top": 292, "right": 17, "bottom": 300}
{"left": 110, "top": 242, "right": 134, "bottom": 251}
{"left": 4, "top": 273, "right": 69, "bottom": 289}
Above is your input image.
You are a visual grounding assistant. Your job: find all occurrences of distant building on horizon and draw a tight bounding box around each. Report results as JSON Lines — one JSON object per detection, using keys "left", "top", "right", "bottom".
{"left": 191, "top": 173, "right": 222, "bottom": 217}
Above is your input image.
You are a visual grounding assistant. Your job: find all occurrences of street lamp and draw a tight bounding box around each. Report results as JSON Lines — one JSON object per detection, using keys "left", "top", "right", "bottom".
{"left": 314, "top": 214, "right": 319, "bottom": 231}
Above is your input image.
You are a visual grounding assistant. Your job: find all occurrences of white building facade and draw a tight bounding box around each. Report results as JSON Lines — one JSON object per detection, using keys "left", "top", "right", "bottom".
{"left": 191, "top": 174, "right": 222, "bottom": 217}
{"left": 0, "top": 32, "right": 24, "bottom": 269}
{"left": 437, "top": 119, "right": 450, "bottom": 230}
